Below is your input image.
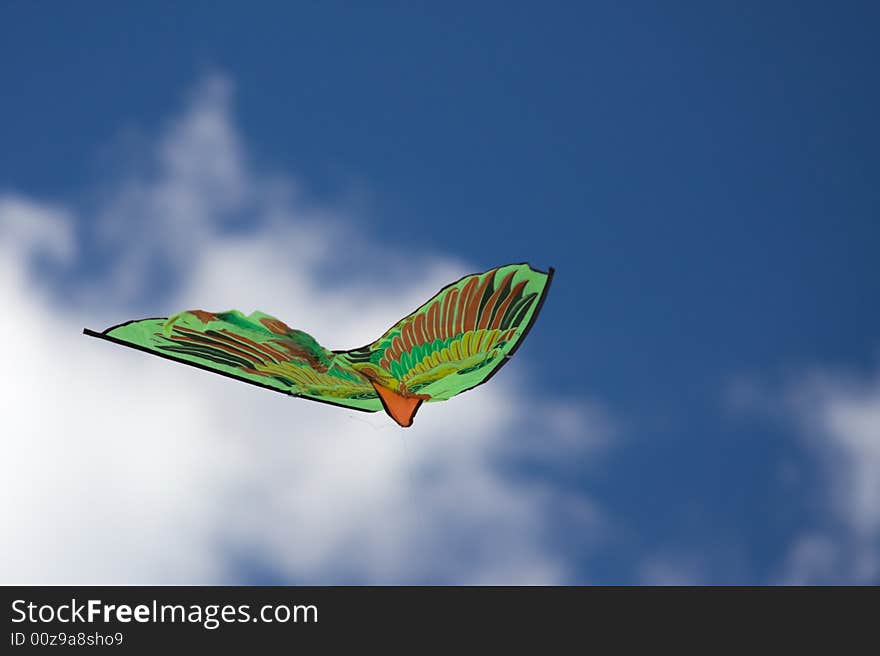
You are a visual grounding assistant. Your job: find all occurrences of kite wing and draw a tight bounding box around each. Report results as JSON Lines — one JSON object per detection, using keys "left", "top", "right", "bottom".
{"left": 84, "top": 310, "right": 383, "bottom": 413}
{"left": 338, "top": 263, "right": 553, "bottom": 409}
{"left": 84, "top": 263, "right": 553, "bottom": 427}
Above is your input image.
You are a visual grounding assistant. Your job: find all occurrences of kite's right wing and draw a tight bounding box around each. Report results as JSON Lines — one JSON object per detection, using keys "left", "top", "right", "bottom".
{"left": 341, "top": 263, "right": 553, "bottom": 402}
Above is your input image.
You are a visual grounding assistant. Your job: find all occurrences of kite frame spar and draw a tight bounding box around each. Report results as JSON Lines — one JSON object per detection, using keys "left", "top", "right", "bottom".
{"left": 83, "top": 262, "right": 554, "bottom": 422}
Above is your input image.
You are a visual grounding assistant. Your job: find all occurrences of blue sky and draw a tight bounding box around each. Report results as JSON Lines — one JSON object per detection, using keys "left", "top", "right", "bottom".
{"left": 1, "top": 3, "right": 878, "bottom": 584}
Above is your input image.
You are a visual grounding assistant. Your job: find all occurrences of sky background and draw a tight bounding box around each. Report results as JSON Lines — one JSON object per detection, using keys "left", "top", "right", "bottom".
{"left": 1, "top": 2, "right": 878, "bottom": 584}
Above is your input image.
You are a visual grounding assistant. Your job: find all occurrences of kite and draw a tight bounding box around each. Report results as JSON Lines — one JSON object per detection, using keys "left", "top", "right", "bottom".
{"left": 83, "top": 263, "right": 553, "bottom": 427}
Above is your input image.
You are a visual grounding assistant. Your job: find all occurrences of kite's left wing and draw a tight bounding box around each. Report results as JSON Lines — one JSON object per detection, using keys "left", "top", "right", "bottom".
{"left": 84, "top": 310, "right": 383, "bottom": 413}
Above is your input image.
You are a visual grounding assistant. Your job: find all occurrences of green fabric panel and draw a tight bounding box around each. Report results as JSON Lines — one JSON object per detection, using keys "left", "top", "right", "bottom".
{"left": 339, "top": 263, "right": 553, "bottom": 402}
{"left": 105, "top": 317, "right": 384, "bottom": 412}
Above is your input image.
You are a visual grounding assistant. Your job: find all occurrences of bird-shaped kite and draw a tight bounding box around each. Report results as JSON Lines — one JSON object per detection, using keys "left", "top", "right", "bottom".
{"left": 84, "top": 263, "right": 553, "bottom": 427}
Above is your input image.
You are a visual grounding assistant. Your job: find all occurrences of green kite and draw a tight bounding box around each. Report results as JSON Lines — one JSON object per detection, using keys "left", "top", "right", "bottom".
{"left": 84, "top": 263, "right": 553, "bottom": 427}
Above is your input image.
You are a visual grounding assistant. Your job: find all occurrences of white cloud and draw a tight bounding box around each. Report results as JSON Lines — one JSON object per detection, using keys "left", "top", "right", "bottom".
{"left": 729, "top": 367, "right": 880, "bottom": 584}
{"left": 776, "top": 370, "right": 880, "bottom": 584}
{"left": 0, "top": 75, "right": 606, "bottom": 584}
